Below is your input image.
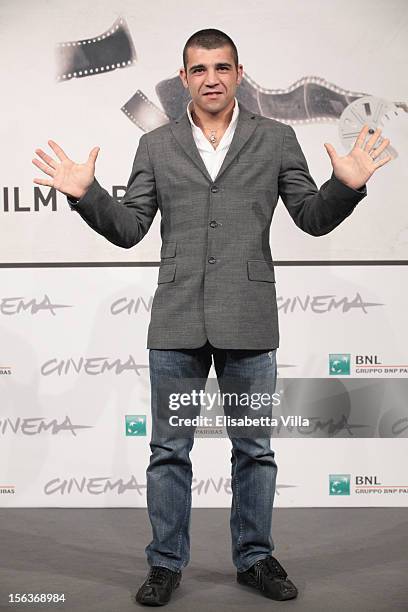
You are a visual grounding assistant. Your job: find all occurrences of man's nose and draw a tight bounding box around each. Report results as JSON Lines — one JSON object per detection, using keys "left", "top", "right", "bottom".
{"left": 205, "top": 68, "right": 220, "bottom": 86}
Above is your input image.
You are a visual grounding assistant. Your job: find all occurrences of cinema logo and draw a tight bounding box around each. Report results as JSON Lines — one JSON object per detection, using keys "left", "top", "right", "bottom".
{"left": 41, "top": 355, "right": 148, "bottom": 376}
{"left": 329, "top": 474, "right": 408, "bottom": 496}
{"left": 329, "top": 353, "right": 408, "bottom": 375}
{"left": 1, "top": 185, "right": 128, "bottom": 213}
{"left": 278, "top": 292, "right": 383, "bottom": 314}
{"left": 111, "top": 296, "right": 153, "bottom": 315}
{"left": 44, "top": 475, "right": 293, "bottom": 496}
{"left": 0, "top": 294, "right": 71, "bottom": 316}
{"left": 110, "top": 292, "right": 382, "bottom": 317}
{"left": 44, "top": 475, "right": 148, "bottom": 496}
{"left": 0, "top": 416, "right": 92, "bottom": 436}
{"left": 1, "top": 186, "right": 58, "bottom": 212}
{"left": 0, "top": 485, "right": 15, "bottom": 495}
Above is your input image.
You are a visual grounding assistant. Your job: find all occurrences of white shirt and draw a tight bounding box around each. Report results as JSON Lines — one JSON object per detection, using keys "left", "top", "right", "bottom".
{"left": 186, "top": 97, "right": 239, "bottom": 181}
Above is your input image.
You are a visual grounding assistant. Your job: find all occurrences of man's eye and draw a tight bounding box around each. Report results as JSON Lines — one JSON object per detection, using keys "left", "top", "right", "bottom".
{"left": 194, "top": 68, "right": 204, "bottom": 73}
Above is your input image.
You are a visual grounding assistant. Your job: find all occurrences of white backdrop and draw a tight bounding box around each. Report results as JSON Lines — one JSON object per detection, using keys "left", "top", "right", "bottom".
{"left": 0, "top": 0, "right": 407, "bottom": 262}
{"left": 0, "top": 0, "right": 407, "bottom": 507}
{"left": 1, "top": 266, "right": 408, "bottom": 507}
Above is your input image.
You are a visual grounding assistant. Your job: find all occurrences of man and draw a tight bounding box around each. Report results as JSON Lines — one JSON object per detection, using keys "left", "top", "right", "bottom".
{"left": 32, "top": 28, "right": 391, "bottom": 606}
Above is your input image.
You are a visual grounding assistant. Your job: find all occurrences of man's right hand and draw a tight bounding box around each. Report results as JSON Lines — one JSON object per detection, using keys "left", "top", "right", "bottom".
{"left": 32, "top": 140, "right": 100, "bottom": 200}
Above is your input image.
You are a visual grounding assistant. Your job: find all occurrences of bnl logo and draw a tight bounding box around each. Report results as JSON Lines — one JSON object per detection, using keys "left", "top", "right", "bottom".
{"left": 329, "top": 474, "right": 350, "bottom": 495}
{"left": 329, "top": 354, "right": 351, "bottom": 376}
{"left": 125, "top": 415, "right": 147, "bottom": 436}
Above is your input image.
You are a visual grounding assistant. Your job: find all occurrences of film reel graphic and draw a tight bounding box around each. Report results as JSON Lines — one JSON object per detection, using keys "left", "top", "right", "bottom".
{"left": 339, "top": 96, "right": 401, "bottom": 162}
{"left": 55, "top": 17, "right": 407, "bottom": 156}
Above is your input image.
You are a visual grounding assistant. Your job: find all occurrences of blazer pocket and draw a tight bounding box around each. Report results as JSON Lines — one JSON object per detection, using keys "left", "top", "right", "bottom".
{"left": 160, "top": 241, "right": 177, "bottom": 259}
{"left": 158, "top": 262, "right": 176, "bottom": 284}
{"left": 247, "top": 259, "right": 275, "bottom": 282}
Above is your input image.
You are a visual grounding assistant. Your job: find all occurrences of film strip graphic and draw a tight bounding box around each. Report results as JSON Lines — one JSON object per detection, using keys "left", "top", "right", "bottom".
{"left": 55, "top": 17, "right": 407, "bottom": 153}
{"left": 154, "top": 73, "right": 367, "bottom": 124}
{"left": 56, "top": 17, "right": 136, "bottom": 81}
{"left": 121, "top": 91, "right": 168, "bottom": 133}
{"left": 126, "top": 74, "right": 404, "bottom": 163}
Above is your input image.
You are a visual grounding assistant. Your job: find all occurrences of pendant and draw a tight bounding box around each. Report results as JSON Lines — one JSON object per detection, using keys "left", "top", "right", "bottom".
{"left": 209, "top": 131, "right": 217, "bottom": 144}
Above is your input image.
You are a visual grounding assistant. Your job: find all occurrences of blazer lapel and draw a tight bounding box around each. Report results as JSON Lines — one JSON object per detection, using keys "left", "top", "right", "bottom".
{"left": 170, "top": 102, "right": 258, "bottom": 183}
{"left": 215, "top": 103, "right": 258, "bottom": 182}
{"left": 170, "top": 112, "right": 213, "bottom": 182}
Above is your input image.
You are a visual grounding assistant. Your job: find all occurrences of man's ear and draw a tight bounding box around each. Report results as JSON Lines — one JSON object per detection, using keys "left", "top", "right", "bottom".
{"left": 179, "top": 68, "right": 189, "bottom": 89}
{"left": 236, "top": 64, "right": 244, "bottom": 85}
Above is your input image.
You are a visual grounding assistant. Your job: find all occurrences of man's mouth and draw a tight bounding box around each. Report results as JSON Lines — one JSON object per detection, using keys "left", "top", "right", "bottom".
{"left": 203, "top": 91, "right": 223, "bottom": 97}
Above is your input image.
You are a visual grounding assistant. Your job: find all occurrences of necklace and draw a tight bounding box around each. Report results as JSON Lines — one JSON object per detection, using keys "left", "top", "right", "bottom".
{"left": 203, "top": 126, "right": 225, "bottom": 147}
{"left": 208, "top": 130, "right": 218, "bottom": 145}
{"left": 191, "top": 109, "right": 224, "bottom": 146}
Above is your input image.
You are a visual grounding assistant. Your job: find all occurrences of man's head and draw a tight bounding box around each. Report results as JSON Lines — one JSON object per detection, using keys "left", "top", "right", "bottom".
{"left": 179, "top": 28, "right": 243, "bottom": 116}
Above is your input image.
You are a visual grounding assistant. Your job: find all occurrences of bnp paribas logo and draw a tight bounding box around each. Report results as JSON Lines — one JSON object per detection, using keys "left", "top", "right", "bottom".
{"left": 329, "top": 353, "right": 351, "bottom": 376}
{"left": 125, "top": 415, "right": 147, "bottom": 436}
{"left": 329, "top": 474, "right": 350, "bottom": 495}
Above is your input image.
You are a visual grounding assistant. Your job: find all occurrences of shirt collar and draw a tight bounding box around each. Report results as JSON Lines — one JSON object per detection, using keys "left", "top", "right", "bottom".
{"left": 187, "top": 97, "right": 239, "bottom": 132}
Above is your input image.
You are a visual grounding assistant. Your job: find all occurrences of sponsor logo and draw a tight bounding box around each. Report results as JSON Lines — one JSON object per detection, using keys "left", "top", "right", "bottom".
{"left": 329, "top": 474, "right": 350, "bottom": 495}
{"left": 355, "top": 475, "right": 408, "bottom": 495}
{"left": 329, "top": 354, "right": 408, "bottom": 376}
{"left": 0, "top": 485, "right": 15, "bottom": 495}
{"left": 125, "top": 415, "right": 147, "bottom": 436}
{"left": 329, "top": 354, "right": 351, "bottom": 376}
{"left": 329, "top": 474, "right": 408, "bottom": 495}
{"left": 354, "top": 354, "right": 408, "bottom": 375}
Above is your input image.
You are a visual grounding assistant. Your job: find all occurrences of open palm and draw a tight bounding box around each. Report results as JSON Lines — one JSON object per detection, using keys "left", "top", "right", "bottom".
{"left": 32, "top": 140, "right": 100, "bottom": 200}
{"left": 324, "top": 125, "right": 392, "bottom": 190}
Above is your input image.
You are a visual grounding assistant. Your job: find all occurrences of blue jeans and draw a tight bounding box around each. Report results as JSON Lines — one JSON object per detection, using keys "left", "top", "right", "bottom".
{"left": 145, "top": 341, "right": 278, "bottom": 573}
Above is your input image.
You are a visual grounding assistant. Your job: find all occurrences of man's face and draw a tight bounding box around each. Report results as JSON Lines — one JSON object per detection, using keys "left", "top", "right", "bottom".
{"left": 179, "top": 45, "right": 243, "bottom": 115}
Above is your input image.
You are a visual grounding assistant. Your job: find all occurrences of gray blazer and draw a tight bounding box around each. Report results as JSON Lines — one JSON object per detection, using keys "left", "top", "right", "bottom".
{"left": 68, "top": 102, "right": 367, "bottom": 349}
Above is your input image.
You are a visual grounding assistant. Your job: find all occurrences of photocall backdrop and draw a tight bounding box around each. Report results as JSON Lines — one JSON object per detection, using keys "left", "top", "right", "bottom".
{"left": 0, "top": 0, "right": 407, "bottom": 508}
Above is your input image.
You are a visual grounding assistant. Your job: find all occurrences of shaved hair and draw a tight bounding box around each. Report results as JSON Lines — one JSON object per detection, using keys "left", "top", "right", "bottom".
{"left": 183, "top": 28, "right": 239, "bottom": 70}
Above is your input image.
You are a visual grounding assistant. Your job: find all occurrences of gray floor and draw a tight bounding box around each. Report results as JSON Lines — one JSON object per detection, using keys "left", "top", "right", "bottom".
{"left": 0, "top": 508, "right": 407, "bottom": 611}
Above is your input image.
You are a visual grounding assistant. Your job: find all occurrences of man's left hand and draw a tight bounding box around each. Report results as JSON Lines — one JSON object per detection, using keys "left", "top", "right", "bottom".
{"left": 324, "top": 124, "right": 392, "bottom": 190}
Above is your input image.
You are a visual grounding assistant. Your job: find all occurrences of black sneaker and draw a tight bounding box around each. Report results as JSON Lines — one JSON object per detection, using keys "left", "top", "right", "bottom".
{"left": 135, "top": 566, "right": 182, "bottom": 606}
{"left": 237, "top": 555, "right": 298, "bottom": 601}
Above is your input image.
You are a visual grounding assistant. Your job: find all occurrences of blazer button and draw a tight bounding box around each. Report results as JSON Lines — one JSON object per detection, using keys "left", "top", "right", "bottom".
{"left": 210, "top": 185, "right": 219, "bottom": 193}
{"left": 209, "top": 220, "right": 218, "bottom": 228}
{"left": 208, "top": 256, "right": 216, "bottom": 264}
